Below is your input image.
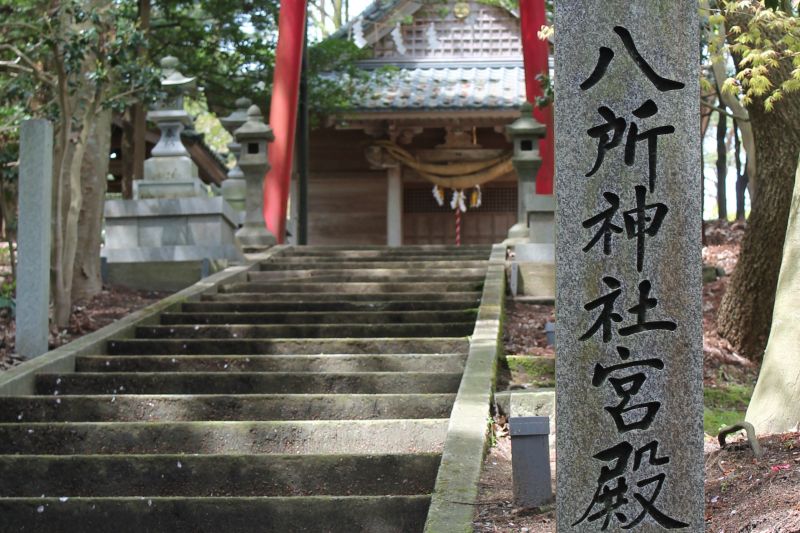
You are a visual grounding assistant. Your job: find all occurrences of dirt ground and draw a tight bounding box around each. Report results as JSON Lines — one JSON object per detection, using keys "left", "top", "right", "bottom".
{"left": 0, "top": 286, "right": 170, "bottom": 370}
{"left": 476, "top": 220, "right": 800, "bottom": 532}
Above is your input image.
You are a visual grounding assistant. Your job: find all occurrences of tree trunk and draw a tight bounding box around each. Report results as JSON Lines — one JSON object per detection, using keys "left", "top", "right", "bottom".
{"left": 120, "top": 109, "right": 135, "bottom": 199}
{"left": 717, "top": 5, "right": 800, "bottom": 358}
{"left": 717, "top": 81, "right": 800, "bottom": 358}
{"left": 72, "top": 108, "right": 111, "bottom": 302}
{"left": 745, "top": 154, "right": 800, "bottom": 434}
{"left": 734, "top": 120, "right": 748, "bottom": 221}
{"left": 716, "top": 103, "right": 728, "bottom": 220}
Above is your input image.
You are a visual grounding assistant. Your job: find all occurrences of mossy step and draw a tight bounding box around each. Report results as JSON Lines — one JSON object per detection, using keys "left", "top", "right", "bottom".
{"left": 0, "top": 453, "right": 440, "bottom": 497}
{"left": 134, "top": 323, "right": 474, "bottom": 340}
{"left": 0, "top": 419, "right": 448, "bottom": 455}
{"left": 202, "top": 291, "right": 482, "bottom": 303}
{"left": 247, "top": 268, "right": 487, "bottom": 282}
{"left": 218, "top": 281, "right": 483, "bottom": 294}
{"left": 182, "top": 300, "right": 479, "bottom": 313}
{"left": 35, "top": 372, "right": 463, "bottom": 395}
{"left": 0, "top": 393, "right": 457, "bottom": 422}
{"left": 259, "top": 260, "right": 488, "bottom": 271}
{"left": 106, "top": 337, "right": 470, "bottom": 356}
{"left": 161, "top": 310, "right": 478, "bottom": 325}
{"left": 0, "top": 495, "right": 430, "bottom": 533}
{"left": 505, "top": 355, "right": 556, "bottom": 375}
{"left": 76, "top": 354, "right": 468, "bottom": 373}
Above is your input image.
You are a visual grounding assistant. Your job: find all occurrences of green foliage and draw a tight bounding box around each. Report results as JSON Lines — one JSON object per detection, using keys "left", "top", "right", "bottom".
{"left": 0, "top": 278, "right": 14, "bottom": 316}
{"left": 307, "top": 37, "right": 378, "bottom": 123}
{"left": 184, "top": 96, "right": 232, "bottom": 158}
{"left": 148, "top": 0, "right": 279, "bottom": 116}
{"left": 710, "top": 1, "right": 800, "bottom": 111}
{"left": 0, "top": 0, "right": 161, "bottom": 125}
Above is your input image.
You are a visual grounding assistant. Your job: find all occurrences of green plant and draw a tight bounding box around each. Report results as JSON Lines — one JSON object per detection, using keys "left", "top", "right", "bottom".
{"left": 0, "top": 278, "right": 15, "bottom": 317}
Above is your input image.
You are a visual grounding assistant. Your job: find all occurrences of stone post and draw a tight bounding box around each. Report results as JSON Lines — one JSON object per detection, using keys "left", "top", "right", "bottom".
{"left": 234, "top": 105, "right": 276, "bottom": 248}
{"left": 554, "top": 1, "right": 703, "bottom": 530}
{"left": 386, "top": 165, "right": 403, "bottom": 246}
{"left": 220, "top": 97, "right": 252, "bottom": 213}
{"left": 16, "top": 120, "right": 53, "bottom": 359}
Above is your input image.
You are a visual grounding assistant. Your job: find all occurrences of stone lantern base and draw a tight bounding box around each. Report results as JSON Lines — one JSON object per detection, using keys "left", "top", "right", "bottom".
{"left": 101, "top": 196, "right": 244, "bottom": 291}
{"left": 506, "top": 194, "right": 556, "bottom": 300}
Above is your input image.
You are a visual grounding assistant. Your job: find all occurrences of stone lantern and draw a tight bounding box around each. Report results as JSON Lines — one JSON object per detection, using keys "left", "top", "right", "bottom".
{"left": 220, "top": 97, "right": 252, "bottom": 213}
{"left": 505, "top": 102, "right": 552, "bottom": 242}
{"left": 137, "top": 56, "right": 205, "bottom": 199}
{"left": 507, "top": 102, "right": 546, "bottom": 181}
{"left": 234, "top": 105, "right": 276, "bottom": 248}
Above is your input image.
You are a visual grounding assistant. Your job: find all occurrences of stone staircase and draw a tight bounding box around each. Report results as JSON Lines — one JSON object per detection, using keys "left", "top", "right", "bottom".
{"left": 0, "top": 245, "right": 492, "bottom": 532}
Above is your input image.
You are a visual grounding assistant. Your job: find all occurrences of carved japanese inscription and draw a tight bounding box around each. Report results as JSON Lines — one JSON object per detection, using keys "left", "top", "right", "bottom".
{"left": 555, "top": 2, "right": 703, "bottom": 531}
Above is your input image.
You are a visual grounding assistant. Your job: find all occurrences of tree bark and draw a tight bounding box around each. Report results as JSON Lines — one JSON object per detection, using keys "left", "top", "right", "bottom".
{"left": 120, "top": 109, "right": 135, "bottom": 199}
{"left": 734, "top": 120, "right": 748, "bottom": 221}
{"left": 72, "top": 108, "right": 111, "bottom": 302}
{"left": 745, "top": 154, "right": 800, "bottom": 434}
{"left": 716, "top": 102, "right": 728, "bottom": 220}
{"left": 717, "top": 36, "right": 800, "bottom": 357}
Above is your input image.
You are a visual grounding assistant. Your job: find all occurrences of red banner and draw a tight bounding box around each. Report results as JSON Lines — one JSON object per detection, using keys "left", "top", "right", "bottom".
{"left": 519, "top": 0, "right": 554, "bottom": 195}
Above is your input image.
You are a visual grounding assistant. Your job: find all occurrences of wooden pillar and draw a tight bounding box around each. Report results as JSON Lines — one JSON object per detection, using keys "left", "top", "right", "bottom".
{"left": 386, "top": 165, "right": 402, "bottom": 246}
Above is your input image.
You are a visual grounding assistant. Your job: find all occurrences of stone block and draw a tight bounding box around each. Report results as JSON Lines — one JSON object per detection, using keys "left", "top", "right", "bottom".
{"left": 102, "top": 196, "right": 244, "bottom": 289}
{"left": 142, "top": 155, "right": 198, "bottom": 182}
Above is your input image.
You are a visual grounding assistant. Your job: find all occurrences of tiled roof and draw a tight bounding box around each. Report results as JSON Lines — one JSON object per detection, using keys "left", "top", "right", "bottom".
{"left": 330, "top": 0, "right": 415, "bottom": 42}
{"left": 352, "top": 63, "right": 526, "bottom": 112}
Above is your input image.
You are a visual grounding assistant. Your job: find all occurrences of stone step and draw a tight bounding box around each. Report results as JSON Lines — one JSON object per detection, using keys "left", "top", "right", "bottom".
{"left": 35, "top": 372, "right": 463, "bottom": 395}
{"left": 284, "top": 248, "right": 489, "bottom": 258}
{"left": 161, "top": 310, "right": 477, "bottom": 325}
{"left": 0, "top": 393, "right": 456, "bottom": 422}
{"left": 76, "top": 354, "right": 468, "bottom": 373}
{"left": 285, "top": 244, "right": 488, "bottom": 251}
{"left": 134, "top": 323, "right": 474, "bottom": 340}
{"left": 0, "top": 419, "right": 447, "bottom": 455}
{"left": 182, "top": 300, "right": 479, "bottom": 313}
{"left": 0, "top": 495, "right": 430, "bottom": 533}
{"left": 270, "top": 253, "right": 489, "bottom": 262}
{"left": 0, "top": 453, "right": 440, "bottom": 497}
{"left": 202, "top": 291, "right": 482, "bottom": 303}
{"left": 247, "top": 268, "right": 487, "bottom": 282}
{"left": 218, "top": 281, "right": 483, "bottom": 294}
{"left": 106, "top": 337, "right": 469, "bottom": 355}
{"left": 252, "top": 273, "right": 486, "bottom": 284}
{"left": 259, "top": 260, "right": 489, "bottom": 271}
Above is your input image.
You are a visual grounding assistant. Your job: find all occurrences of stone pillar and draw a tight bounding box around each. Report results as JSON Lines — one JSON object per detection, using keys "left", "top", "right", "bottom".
{"left": 386, "top": 165, "right": 403, "bottom": 247}
{"left": 220, "top": 97, "right": 252, "bottom": 213}
{"left": 554, "top": 1, "right": 703, "bottom": 530}
{"left": 16, "top": 120, "right": 53, "bottom": 359}
{"left": 234, "top": 105, "right": 276, "bottom": 248}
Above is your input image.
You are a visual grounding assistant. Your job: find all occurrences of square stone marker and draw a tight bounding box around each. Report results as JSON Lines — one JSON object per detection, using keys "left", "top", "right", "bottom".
{"left": 554, "top": 1, "right": 704, "bottom": 531}
{"left": 16, "top": 119, "right": 53, "bottom": 359}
